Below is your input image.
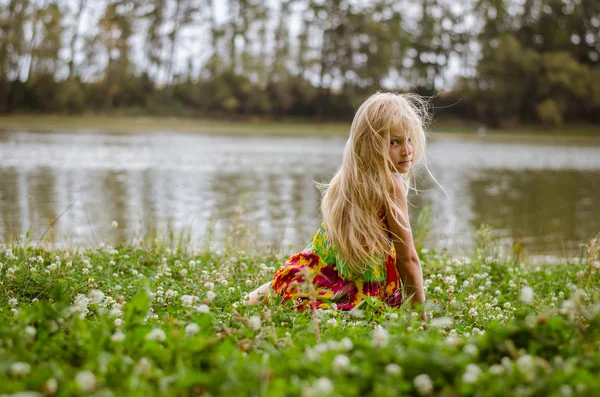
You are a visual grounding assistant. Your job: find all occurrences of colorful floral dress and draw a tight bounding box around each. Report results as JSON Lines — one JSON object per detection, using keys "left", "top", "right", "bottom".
{"left": 270, "top": 213, "right": 403, "bottom": 310}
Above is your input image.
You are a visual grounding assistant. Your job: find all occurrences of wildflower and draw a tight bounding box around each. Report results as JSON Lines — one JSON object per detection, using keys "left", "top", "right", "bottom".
{"left": 340, "top": 337, "right": 353, "bottom": 351}
{"left": 196, "top": 304, "right": 210, "bottom": 313}
{"left": 372, "top": 325, "right": 389, "bottom": 348}
{"left": 385, "top": 363, "right": 402, "bottom": 376}
{"left": 349, "top": 308, "right": 364, "bottom": 318}
{"left": 489, "top": 364, "right": 504, "bottom": 375}
{"left": 165, "top": 289, "right": 178, "bottom": 299}
{"left": 326, "top": 318, "right": 337, "bottom": 327}
{"left": 109, "top": 308, "right": 123, "bottom": 318}
{"left": 114, "top": 318, "right": 124, "bottom": 327}
{"left": 185, "top": 323, "right": 200, "bottom": 336}
{"left": 305, "top": 377, "right": 334, "bottom": 396}
{"left": 248, "top": 315, "right": 262, "bottom": 331}
{"left": 10, "top": 362, "right": 30, "bottom": 377}
{"left": 516, "top": 354, "right": 536, "bottom": 382}
{"left": 468, "top": 308, "right": 478, "bottom": 317}
{"left": 206, "top": 290, "right": 216, "bottom": 303}
{"left": 73, "top": 294, "right": 89, "bottom": 311}
{"left": 88, "top": 289, "right": 105, "bottom": 304}
{"left": 462, "top": 364, "right": 482, "bottom": 384}
{"left": 463, "top": 344, "right": 478, "bottom": 357}
{"left": 430, "top": 317, "right": 452, "bottom": 329}
{"left": 111, "top": 221, "right": 118, "bottom": 229}
{"left": 8, "top": 298, "right": 18, "bottom": 307}
{"left": 204, "top": 281, "right": 214, "bottom": 290}
{"left": 76, "top": 370, "right": 97, "bottom": 392}
{"left": 179, "top": 269, "right": 188, "bottom": 277}
{"left": 43, "top": 378, "right": 58, "bottom": 395}
{"left": 137, "top": 357, "right": 152, "bottom": 373}
{"left": 145, "top": 328, "right": 167, "bottom": 342}
{"left": 111, "top": 331, "right": 126, "bottom": 342}
{"left": 25, "top": 326, "right": 37, "bottom": 338}
{"left": 181, "top": 294, "right": 199, "bottom": 307}
{"left": 413, "top": 374, "right": 433, "bottom": 395}
{"left": 332, "top": 354, "right": 350, "bottom": 373}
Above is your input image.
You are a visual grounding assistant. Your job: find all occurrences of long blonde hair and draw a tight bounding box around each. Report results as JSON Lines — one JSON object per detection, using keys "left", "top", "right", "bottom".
{"left": 320, "top": 92, "right": 431, "bottom": 276}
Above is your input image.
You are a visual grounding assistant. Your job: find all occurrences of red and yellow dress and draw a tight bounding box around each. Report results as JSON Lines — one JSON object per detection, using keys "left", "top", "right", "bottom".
{"left": 270, "top": 213, "right": 403, "bottom": 310}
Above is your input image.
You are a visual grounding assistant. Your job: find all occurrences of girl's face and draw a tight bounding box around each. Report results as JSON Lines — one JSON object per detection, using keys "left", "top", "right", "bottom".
{"left": 389, "top": 133, "right": 413, "bottom": 174}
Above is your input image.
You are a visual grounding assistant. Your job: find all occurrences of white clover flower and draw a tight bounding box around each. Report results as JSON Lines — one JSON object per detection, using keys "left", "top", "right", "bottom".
{"left": 332, "top": 354, "right": 350, "bottom": 373}
{"left": 145, "top": 328, "right": 167, "bottom": 342}
{"left": 489, "top": 364, "right": 505, "bottom": 375}
{"left": 349, "top": 308, "right": 364, "bottom": 319}
{"left": 430, "top": 317, "right": 452, "bottom": 329}
{"left": 248, "top": 315, "right": 262, "bottom": 331}
{"left": 196, "top": 304, "right": 210, "bottom": 314}
{"left": 372, "top": 325, "right": 389, "bottom": 348}
{"left": 73, "top": 294, "right": 89, "bottom": 311}
{"left": 385, "top": 363, "right": 402, "bottom": 376}
{"left": 111, "top": 221, "right": 118, "bottom": 229}
{"left": 111, "top": 331, "right": 126, "bottom": 342}
{"left": 516, "top": 354, "right": 535, "bottom": 372}
{"left": 165, "top": 289, "right": 178, "bottom": 299}
{"left": 520, "top": 286, "right": 534, "bottom": 304}
{"left": 88, "top": 289, "right": 105, "bottom": 304}
{"left": 326, "top": 318, "right": 337, "bottom": 327}
{"left": 413, "top": 374, "right": 433, "bottom": 395}
{"left": 76, "top": 370, "right": 97, "bottom": 392}
{"left": 311, "top": 377, "right": 334, "bottom": 395}
{"left": 468, "top": 308, "right": 478, "bottom": 317}
{"left": 179, "top": 269, "right": 188, "bottom": 277}
{"left": 462, "top": 364, "right": 482, "bottom": 384}
{"left": 181, "top": 294, "right": 199, "bottom": 307}
{"left": 137, "top": 357, "right": 152, "bottom": 373}
{"left": 204, "top": 282, "right": 214, "bottom": 290}
{"left": 114, "top": 318, "right": 124, "bottom": 327}
{"left": 25, "top": 326, "right": 36, "bottom": 338}
{"left": 8, "top": 298, "right": 18, "bottom": 307}
{"left": 206, "top": 290, "right": 216, "bottom": 303}
{"left": 109, "top": 308, "right": 123, "bottom": 318}
{"left": 463, "top": 344, "right": 478, "bottom": 357}
{"left": 185, "top": 323, "right": 200, "bottom": 336}
{"left": 10, "top": 362, "right": 31, "bottom": 376}
{"left": 43, "top": 378, "right": 58, "bottom": 395}
{"left": 433, "top": 286, "right": 442, "bottom": 294}
{"left": 340, "top": 338, "right": 353, "bottom": 351}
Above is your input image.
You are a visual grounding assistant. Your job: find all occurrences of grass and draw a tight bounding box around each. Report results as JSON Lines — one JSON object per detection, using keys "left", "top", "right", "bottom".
{"left": 1, "top": 114, "right": 600, "bottom": 143}
{"left": 0, "top": 229, "right": 599, "bottom": 396}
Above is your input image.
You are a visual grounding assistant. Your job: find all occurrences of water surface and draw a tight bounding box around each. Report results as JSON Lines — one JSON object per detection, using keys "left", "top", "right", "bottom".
{"left": 1, "top": 129, "right": 599, "bottom": 258}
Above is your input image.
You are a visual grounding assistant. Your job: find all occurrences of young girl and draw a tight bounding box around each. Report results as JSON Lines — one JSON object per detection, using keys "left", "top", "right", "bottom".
{"left": 246, "top": 92, "right": 428, "bottom": 314}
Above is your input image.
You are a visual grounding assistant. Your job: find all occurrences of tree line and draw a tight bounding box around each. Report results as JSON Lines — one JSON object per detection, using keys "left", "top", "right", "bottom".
{"left": 0, "top": 0, "right": 599, "bottom": 127}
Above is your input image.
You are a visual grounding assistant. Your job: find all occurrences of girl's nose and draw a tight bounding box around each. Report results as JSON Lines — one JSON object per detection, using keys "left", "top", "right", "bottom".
{"left": 402, "top": 143, "right": 413, "bottom": 155}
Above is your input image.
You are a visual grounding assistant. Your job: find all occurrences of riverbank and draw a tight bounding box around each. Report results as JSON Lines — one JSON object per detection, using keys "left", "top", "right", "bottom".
{"left": 1, "top": 114, "right": 600, "bottom": 142}
{"left": 1, "top": 238, "right": 599, "bottom": 395}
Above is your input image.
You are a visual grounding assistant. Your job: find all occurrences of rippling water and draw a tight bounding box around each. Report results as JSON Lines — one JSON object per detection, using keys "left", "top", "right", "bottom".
{"left": 1, "top": 129, "right": 599, "bottom": 258}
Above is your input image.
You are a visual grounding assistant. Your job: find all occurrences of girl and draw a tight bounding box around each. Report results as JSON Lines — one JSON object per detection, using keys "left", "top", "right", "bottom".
{"left": 246, "top": 92, "right": 428, "bottom": 314}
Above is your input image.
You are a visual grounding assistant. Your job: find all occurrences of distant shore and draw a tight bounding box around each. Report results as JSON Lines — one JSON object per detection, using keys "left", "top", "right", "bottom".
{"left": 1, "top": 114, "right": 600, "bottom": 143}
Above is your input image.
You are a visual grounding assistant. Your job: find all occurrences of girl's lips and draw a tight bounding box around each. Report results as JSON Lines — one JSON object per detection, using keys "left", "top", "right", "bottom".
{"left": 398, "top": 160, "right": 411, "bottom": 165}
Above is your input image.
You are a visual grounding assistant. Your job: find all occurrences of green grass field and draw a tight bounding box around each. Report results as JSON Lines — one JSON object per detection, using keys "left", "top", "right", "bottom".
{"left": 1, "top": 229, "right": 599, "bottom": 396}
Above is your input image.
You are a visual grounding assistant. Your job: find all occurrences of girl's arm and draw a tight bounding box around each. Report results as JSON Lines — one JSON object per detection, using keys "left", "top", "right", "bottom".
{"left": 386, "top": 176, "right": 426, "bottom": 316}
